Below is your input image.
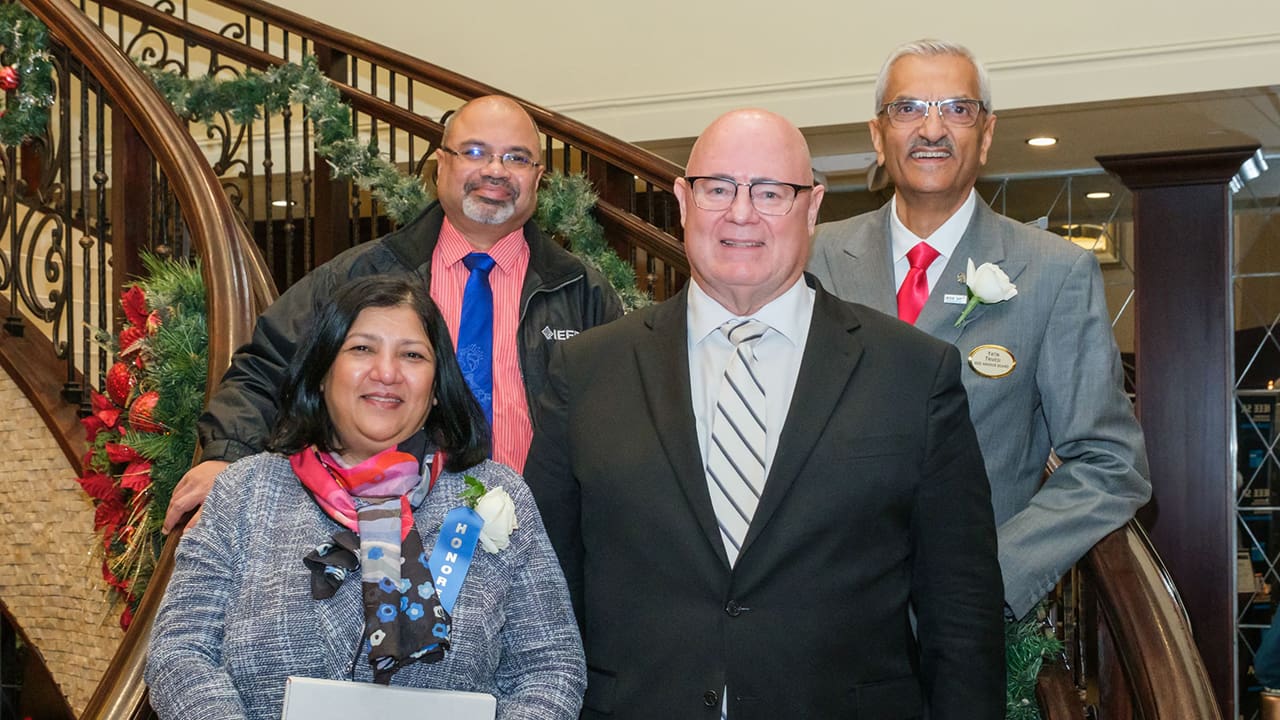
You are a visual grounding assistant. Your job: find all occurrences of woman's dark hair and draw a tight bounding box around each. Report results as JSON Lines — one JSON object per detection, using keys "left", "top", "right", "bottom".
{"left": 267, "top": 274, "right": 490, "bottom": 471}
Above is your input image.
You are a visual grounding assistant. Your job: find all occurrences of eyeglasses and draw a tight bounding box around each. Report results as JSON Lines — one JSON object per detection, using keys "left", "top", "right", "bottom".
{"left": 685, "top": 176, "right": 814, "bottom": 216}
{"left": 439, "top": 145, "right": 542, "bottom": 172}
{"left": 877, "top": 98, "right": 987, "bottom": 128}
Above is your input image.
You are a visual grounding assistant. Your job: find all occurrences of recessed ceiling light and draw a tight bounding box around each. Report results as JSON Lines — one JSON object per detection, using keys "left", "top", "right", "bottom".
{"left": 1026, "top": 137, "right": 1057, "bottom": 147}
{"left": 1085, "top": 191, "right": 1112, "bottom": 200}
{"left": 271, "top": 199, "right": 296, "bottom": 208}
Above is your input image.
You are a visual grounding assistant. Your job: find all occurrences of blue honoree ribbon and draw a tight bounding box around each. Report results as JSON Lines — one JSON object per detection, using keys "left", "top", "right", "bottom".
{"left": 428, "top": 506, "right": 485, "bottom": 616}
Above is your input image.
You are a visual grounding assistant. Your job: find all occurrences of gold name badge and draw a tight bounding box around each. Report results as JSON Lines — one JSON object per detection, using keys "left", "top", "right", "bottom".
{"left": 968, "top": 344, "right": 1016, "bottom": 378}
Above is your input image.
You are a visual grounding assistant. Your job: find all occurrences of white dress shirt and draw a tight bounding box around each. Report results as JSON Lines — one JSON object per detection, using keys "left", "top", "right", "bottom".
{"left": 686, "top": 276, "right": 814, "bottom": 481}
{"left": 890, "top": 188, "right": 977, "bottom": 293}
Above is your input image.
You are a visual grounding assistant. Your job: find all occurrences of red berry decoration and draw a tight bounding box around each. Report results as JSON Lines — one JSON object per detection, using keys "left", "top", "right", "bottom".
{"left": 0, "top": 65, "right": 19, "bottom": 92}
{"left": 128, "top": 390, "right": 165, "bottom": 433}
{"left": 105, "top": 362, "right": 136, "bottom": 407}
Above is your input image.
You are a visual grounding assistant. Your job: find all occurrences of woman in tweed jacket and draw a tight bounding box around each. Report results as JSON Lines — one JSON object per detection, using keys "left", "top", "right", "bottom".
{"left": 146, "top": 276, "right": 585, "bottom": 720}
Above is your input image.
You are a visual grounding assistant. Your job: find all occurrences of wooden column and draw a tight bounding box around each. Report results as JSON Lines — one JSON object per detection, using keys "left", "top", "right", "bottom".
{"left": 110, "top": 118, "right": 151, "bottom": 305}
{"left": 312, "top": 44, "right": 352, "bottom": 266}
{"left": 1098, "top": 145, "right": 1259, "bottom": 720}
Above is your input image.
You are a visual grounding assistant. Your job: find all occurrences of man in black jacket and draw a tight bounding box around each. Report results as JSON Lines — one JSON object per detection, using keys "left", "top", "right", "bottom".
{"left": 164, "top": 95, "right": 622, "bottom": 531}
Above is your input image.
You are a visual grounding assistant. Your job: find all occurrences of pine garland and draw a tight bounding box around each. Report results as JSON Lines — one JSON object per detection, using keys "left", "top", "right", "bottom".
{"left": 535, "top": 172, "right": 648, "bottom": 311}
{"left": 0, "top": 5, "right": 55, "bottom": 146}
{"left": 76, "top": 253, "right": 208, "bottom": 627}
{"left": 140, "top": 57, "right": 649, "bottom": 309}
{"left": 127, "top": 253, "right": 209, "bottom": 523}
{"left": 141, "top": 56, "right": 430, "bottom": 225}
{"left": 1005, "top": 608, "right": 1065, "bottom": 720}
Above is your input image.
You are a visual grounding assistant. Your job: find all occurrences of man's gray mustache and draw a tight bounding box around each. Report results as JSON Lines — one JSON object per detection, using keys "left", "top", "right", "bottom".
{"left": 465, "top": 177, "right": 518, "bottom": 199}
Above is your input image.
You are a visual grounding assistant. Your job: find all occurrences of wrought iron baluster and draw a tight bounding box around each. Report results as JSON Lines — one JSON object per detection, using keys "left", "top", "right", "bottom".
{"left": 93, "top": 74, "right": 108, "bottom": 392}
{"left": 368, "top": 60, "right": 379, "bottom": 235}
{"left": 53, "top": 48, "right": 79, "bottom": 404}
{"left": 77, "top": 55, "right": 92, "bottom": 414}
{"left": 261, "top": 17, "right": 275, "bottom": 280}
{"left": 3, "top": 145, "right": 19, "bottom": 337}
{"left": 347, "top": 55, "right": 360, "bottom": 245}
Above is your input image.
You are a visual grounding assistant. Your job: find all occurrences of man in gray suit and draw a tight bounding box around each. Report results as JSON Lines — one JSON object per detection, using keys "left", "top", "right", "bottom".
{"left": 808, "top": 39, "right": 1151, "bottom": 619}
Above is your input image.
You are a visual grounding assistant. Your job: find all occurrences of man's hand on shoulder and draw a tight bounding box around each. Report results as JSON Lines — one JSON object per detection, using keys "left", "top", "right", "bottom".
{"left": 163, "top": 460, "right": 229, "bottom": 533}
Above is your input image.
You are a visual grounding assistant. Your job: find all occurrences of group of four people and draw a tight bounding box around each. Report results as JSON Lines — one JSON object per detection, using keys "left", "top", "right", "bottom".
{"left": 145, "top": 38, "right": 1150, "bottom": 719}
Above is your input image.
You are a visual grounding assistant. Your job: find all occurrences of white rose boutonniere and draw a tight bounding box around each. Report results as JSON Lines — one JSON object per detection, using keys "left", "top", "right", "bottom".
{"left": 955, "top": 258, "right": 1017, "bottom": 327}
{"left": 459, "top": 476, "right": 519, "bottom": 554}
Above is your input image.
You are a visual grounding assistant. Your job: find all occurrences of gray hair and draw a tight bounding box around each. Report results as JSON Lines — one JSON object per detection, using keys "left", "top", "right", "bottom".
{"left": 873, "top": 39, "right": 992, "bottom": 114}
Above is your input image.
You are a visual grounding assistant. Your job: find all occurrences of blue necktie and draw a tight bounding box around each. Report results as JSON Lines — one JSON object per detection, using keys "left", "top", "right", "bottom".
{"left": 457, "top": 252, "right": 496, "bottom": 428}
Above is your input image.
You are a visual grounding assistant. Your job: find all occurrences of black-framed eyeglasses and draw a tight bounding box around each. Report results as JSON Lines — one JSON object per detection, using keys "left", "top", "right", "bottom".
{"left": 685, "top": 176, "right": 814, "bottom": 216}
{"left": 439, "top": 145, "right": 542, "bottom": 171}
{"left": 877, "top": 98, "right": 987, "bottom": 128}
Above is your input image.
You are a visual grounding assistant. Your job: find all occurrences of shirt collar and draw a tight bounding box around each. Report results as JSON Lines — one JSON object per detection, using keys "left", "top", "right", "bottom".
{"left": 688, "top": 275, "right": 814, "bottom": 347}
{"left": 437, "top": 217, "right": 527, "bottom": 272}
{"left": 889, "top": 188, "right": 977, "bottom": 263}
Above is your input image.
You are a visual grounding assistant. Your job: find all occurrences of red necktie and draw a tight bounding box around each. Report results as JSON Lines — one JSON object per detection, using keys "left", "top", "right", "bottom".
{"left": 897, "top": 242, "right": 940, "bottom": 324}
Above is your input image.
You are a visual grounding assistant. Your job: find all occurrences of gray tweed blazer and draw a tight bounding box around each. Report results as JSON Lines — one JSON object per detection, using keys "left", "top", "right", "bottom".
{"left": 146, "top": 453, "right": 585, "bottom": 720}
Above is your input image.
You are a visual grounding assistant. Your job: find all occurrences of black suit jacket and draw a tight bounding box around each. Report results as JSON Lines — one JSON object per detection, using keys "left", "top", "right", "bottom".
{"left": 525, "top": 277, "right": 1004, "bottom": 720}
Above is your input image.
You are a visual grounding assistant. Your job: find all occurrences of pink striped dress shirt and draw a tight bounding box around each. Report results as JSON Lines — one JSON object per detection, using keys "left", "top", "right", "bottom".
{"left": 430, "top": 219, "right": 533, "bottom": 473}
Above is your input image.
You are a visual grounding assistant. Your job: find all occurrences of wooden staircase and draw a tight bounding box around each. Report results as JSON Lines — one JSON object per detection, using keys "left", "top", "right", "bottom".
{"left": 0, "top": 0, "right": 1221, "bottom": 718}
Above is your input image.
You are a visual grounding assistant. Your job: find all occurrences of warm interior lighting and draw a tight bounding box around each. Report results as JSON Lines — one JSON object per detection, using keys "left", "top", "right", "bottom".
{"left": 1026, "top": 136, "right": 1057, "bottom": 147}
{"left": 1085, "top": 191, "right": 1112, "bottom": 200}
{"left": 271, "top": 199, "right": 295, "bottom": 208}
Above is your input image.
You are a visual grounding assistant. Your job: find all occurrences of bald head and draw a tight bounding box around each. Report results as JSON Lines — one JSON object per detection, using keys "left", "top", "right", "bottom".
{"left": 442, "top": 95, "right": 541, "bottom": 152}
{"left": 687, "top": 109, "right": 815, "bottom": 184}
{"left": 675, "top": 108, "right": 824, "bottom": 316}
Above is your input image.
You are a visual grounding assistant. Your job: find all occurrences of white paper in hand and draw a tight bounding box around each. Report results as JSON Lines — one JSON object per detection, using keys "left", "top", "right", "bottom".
{"left": 281, "top": 676, "right": 496, "bottom": 720}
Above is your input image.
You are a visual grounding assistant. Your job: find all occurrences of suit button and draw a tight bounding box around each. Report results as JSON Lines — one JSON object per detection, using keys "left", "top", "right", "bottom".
{"left": 703, "top": 690, "right": 719, "bottom": 707}
{"left": 725, "top": 600, "right": 742, "bottom": 617}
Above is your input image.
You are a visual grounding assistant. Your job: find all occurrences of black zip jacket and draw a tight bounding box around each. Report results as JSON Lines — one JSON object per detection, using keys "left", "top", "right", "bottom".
{"left": 197, "top": 201, "right": 624, "bottom": 463}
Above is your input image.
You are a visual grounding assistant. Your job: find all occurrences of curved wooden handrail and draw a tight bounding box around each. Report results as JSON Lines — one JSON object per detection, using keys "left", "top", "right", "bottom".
{"left": 1036, "top": 661, "right": 1085, "bottom": 720}
{"left": 22, "top": 0, "right": 258, "bottom": 390}
{"left": 93, "top": 0, "right": 682, "bottom": 193}
{"left": 596, "top": 201, "right": 690, "bottom": 275}
{"left": 1079, "top": 521, "right": 1223, "bottom": 720}
{"left": 90, "top": 0, "right": 686, "bottom": 280}
{"left": 17, "top": 1, "right": 267, "bottom": 717}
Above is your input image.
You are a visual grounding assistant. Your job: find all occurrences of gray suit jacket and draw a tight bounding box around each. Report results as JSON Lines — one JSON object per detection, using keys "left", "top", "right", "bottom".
{"left": 809, "top": 201, "right": 1152, "bottom": 616}
{"left": 146, "top": 454, "right": 586, "bottom": 720}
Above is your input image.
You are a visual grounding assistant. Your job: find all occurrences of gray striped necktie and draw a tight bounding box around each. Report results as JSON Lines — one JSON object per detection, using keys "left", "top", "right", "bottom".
{"left": 706, "top": 318, "right": 769, "bottom": 566}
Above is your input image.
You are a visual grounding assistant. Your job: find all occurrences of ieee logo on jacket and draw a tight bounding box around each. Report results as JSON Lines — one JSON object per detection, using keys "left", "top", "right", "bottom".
{"left": 542, "top": 326, "right": 579, "bottom": 341}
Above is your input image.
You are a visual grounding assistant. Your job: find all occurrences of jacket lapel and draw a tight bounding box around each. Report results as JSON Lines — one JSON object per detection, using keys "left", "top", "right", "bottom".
{"left": 918, "top": 201, "right": 1027, "bottom": 343}
{"left": 739, "top": 283, "right": 864, "bottom": 559}
{"left": 827, "top": 204, "right": 897, "bottom": 316}
{"left": 634, "top": 289, "right": 731, "bottom": 566}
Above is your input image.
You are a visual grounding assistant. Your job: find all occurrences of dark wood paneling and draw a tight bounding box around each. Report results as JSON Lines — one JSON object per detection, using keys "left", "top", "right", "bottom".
{"left": 111, "top": 120, "right": 150, "bottom": 292}
{"left": 1099, "top": 146, "right": 1258, "bottom": 720}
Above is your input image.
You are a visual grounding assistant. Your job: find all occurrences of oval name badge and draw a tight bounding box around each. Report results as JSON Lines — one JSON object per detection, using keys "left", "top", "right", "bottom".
{"left": 968, "top": 344, "right": 1016, "bottom": 379}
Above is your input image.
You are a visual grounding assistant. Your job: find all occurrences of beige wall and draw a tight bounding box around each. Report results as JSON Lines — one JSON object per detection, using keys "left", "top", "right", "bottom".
{"left": 272, "top": 0, "right": 1280, "bottom": 142}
